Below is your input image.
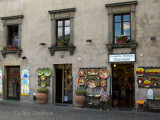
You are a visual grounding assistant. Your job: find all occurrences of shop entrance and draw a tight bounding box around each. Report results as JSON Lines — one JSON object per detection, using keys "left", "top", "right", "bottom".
{"left": 7, "top": 66, "right": 20, "bottom": 100}
{"left": 55, "top": 64, "right": 72, "bottom": 104}
{"left": 112, "top": 64, "right": 134, "bottom": 108}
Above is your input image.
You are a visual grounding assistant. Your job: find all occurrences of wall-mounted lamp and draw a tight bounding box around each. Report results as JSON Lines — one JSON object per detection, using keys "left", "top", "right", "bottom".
{"left": 86, "top": 39, "right": 92, "bottom": 42}
{"left": 22, "top": 56, "right": 27, "bottom": 59}
{"left": 39, "top": 43, "right": 46, "bottom": 45}
{"left": 151, "top": 37, "right": 156, "bottom": 40}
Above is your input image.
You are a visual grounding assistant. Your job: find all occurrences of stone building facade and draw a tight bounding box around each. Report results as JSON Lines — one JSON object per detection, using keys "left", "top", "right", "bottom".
{"left": 0, "top": 0, "right": 159, "bottom": 109}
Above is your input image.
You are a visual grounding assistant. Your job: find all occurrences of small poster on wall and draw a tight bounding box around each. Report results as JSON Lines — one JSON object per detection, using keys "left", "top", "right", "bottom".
{"left": 0, "top": 69, "right": 3, "bottom": 94}
{"left": 21, "top": 69, "right": 30, "bottom": 96}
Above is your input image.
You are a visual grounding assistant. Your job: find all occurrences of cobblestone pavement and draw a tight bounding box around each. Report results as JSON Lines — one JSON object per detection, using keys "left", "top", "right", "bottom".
{"left": 0, "top": 101, "right": 160, "bottom": 120}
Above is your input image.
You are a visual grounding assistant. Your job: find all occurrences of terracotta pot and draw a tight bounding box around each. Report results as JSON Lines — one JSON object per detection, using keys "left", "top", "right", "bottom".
{"left": 57, "top": 43, "right": 67, "bottom": 47}
{"left": 36, "top": 93, "right": 47, "bottom": 104}
{"left": 116, "top": 39, "right": 127, "bottom": 44}
{"left": 7, "top": 48, "right": 17, "bottom": 50}
{"left": 74, "top": 95, "right": 85, "bottom": 107}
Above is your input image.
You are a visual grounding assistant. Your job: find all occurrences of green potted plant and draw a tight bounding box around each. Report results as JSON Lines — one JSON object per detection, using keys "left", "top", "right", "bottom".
{"left": 57, "top": 37, "right": 69, "bottom": 47}
{"left": 36, "top": 87, "right": 48, "bottom": 104}
{"left": 116, "top": 35, "right": 128, "bottom": 44}
{"left": 74, "top": 88, "right": 86, "bottom": 107}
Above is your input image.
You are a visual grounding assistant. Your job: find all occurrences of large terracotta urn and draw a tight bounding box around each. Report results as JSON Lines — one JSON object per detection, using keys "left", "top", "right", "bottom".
{"left": 36, "top": 93, "right": 47, "bottom": 104}
{"left": 74, "top": 95, "right": 85, "bottom": 107}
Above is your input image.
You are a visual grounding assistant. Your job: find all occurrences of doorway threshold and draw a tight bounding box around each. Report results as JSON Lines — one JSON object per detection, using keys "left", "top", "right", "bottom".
{"left": 54, "top": 103, "right": 72, "bottom": 106}
{"left": 112, "top": 107, "right": 135, "bottom": 111}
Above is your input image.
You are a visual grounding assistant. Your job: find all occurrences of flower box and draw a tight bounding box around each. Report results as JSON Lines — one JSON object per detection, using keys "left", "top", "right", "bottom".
{"left": 116, "top": 35, "right": 128, "bottom": 44}
{"left": 7, "top": 47, "right": 17, "bottom": 50}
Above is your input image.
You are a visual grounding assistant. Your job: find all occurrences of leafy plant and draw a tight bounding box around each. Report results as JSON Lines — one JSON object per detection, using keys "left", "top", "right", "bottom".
{"left": 37, "top": 87, "right": 48, "bottom": 93}
{"left": 75, "top": 89, "right": 86, "bottom": 96}
{"left": 57, "top": 37, "right": 70, "bottom": 45}
{"left": 8, "top": 44, "right": 17, "bottom": 48}
{"left": 116, "top": 35, "right": 128, "bottom": 41}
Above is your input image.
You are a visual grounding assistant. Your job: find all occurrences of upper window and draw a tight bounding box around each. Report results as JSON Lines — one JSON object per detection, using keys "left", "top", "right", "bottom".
{"left": 48, "top": 8, "right": 76, "bottom": 56}
{"left": 0, "top": 15, "right": 23, "bottom": 58}
{"left": 7, "top": 25, "right": 19, "bottom": 49}
{"left": 56, "top": 19, "right": 70, "bottom": 47}
{"left": 114, "top": 14, "right": 131, "bottom": 44}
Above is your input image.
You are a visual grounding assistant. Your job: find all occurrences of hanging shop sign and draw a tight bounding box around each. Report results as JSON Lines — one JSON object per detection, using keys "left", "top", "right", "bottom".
{"left": 109, "top": 54, "right": 135, "bottom": 62}
{"left": 21, "top": 69, "right": 30, "bottom": 96}
{"left": 0, "top": 69, "right": 3, "bottom": 94}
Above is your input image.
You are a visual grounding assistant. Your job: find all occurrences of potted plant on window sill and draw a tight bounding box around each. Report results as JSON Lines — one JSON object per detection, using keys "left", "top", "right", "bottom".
{"left": 57, "top": 38, "right": 69, "bottom": 47}
{"left": 36, "top": 87, "right": 48, "bottom": 104}
{"left": 116, "top": 35, "right": 128, "bottom": 44}
{"left": 7, "top": 44, "right": 17, "bottom": 50}
{"left": 74, "top": 88, "right": 86, "bottom": 107}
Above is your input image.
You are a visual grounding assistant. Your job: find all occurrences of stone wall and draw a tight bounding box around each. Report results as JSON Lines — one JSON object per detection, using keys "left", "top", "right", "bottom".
{"left": 0, "top": 0, "right": 159, "bottom": 107}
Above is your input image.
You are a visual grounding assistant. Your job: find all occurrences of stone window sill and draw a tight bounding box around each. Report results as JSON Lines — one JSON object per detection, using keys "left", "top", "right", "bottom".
{"left": 1, "top": 49, "right": 22, "bottom": 58}
{"left": 106, "top": 42, "right": 138, "bottom": 54}
{"left": 48, "top": 46, "right": 76, "bottom": 56}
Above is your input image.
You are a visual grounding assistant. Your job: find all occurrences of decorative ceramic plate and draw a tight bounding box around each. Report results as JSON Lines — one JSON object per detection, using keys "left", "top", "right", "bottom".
{"left": 87, "top": 70, "right": 92, "bottom": 75}
{"left": 101, "top": 79, "right": 106, "bottom": 87}
{"left": 40, "top": 75, "right": 46, "bottom": 81}
{"left": 92, "top": 70, "right": 99, "bottom": 75}
{"left": 99, "top": 69, "right": 109, "bottom": 78}
{"left": 41, "top": 81, "right": 46, "bottom": 87}
{"left": 88, "top": 81, "right": 97, "bottom": 88}
{"left": 44, "top": 68, "right": 51, "bottom": 76}
{"left": 78, "top": 70, "right": 84, "bottom": 76}
{"left": 78, "top": 78, "right": 85, "bottom": 85}
{"left": 153, "top": 81, "right": 158, "bottom": 86}
{"left": 83, "top": 74, "right": 88, "bottom": 79}
{"left": 36, "top": 68, "right": 43, "bottom": 76}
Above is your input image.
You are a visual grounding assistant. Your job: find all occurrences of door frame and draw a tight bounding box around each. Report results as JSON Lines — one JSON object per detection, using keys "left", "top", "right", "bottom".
{"left": 53, "top": 64, "right": 73, "bottom": 104}
{"left": 6, "top": 66, "right": 20, "bottom": 100}
{"left": 111, "top": 63, "right": 135, "bottom": 108}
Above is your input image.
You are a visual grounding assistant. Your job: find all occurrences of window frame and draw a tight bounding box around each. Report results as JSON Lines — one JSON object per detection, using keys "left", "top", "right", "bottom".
{"left": 48, "top": 8, "right": 76, "bottom": 56}
{"left": 0, "top": 15, "right": 23, "bottom": 58}
{"left": 113, "top": 13, "right": 131, "bottom": 44}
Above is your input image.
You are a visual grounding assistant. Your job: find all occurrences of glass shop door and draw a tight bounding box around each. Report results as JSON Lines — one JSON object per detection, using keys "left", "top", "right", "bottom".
{"left": 7, "top": 66, "right": 20, "bottom": 100}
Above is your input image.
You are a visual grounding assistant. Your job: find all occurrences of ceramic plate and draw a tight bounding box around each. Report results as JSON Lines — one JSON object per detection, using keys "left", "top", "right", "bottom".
{"left": 99, "top": 69, "right": 109, "bottom": 78}
{"left": 78, "top": 78, "right": 85, "bottom": 85}
{"left": 44, "top": 68, "right": 51, "bottom": 76}
{"left": 92, "top": 70, "right": 99, "bottom": 75}
{"left": 87, "top": 70, "right": 92, "bottom": 75}
{"left": 40, "top": 75, "right": 46, "bottom": 81}
{"left": 36, "top": 68, "right": 43, "bottom": 76}
{"left": 101, "top": 79, "right": 106, "bottom": 87}
{"left": 41, "top": 81, "right": 46, "bottom": 87}
{"left": 78, "top": 70, "right": 84, "bottom": 76}
{"left": 88, "top": 81, "right": 97, "bottom": 88}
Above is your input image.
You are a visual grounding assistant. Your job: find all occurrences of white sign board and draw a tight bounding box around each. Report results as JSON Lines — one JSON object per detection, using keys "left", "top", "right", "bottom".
{"left": 109, "top": 54, "right": 135, "bottom": 62}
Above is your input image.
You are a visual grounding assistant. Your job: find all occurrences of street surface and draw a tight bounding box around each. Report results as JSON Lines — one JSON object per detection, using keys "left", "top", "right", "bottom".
{"left": 0, "top": 101, "right": 159, "bottom": 120}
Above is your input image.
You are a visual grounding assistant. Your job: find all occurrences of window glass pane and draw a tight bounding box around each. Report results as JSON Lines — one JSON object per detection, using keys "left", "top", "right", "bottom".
{"left": 58, "top": 27, "right": 63, "bottom": 40}
{"left": 123, "top": 15, "right": 130, "bottom": 21}
{"left": 65, "top": 27, "right": 70, "bottom": 40}
{"left": 114, "top": 23, "right": 121, "bottom": 36}
{"left": 123, "top": 22, "right": 130, "bottom": 36}
{"left": 114, "top": 16, "right": 121, "bottom": 22}
{"left": 65, "top": 20, "right": 70, "bottom": 26}
{"left": 58, "top": 21, "right": 63, "bottom": 27}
